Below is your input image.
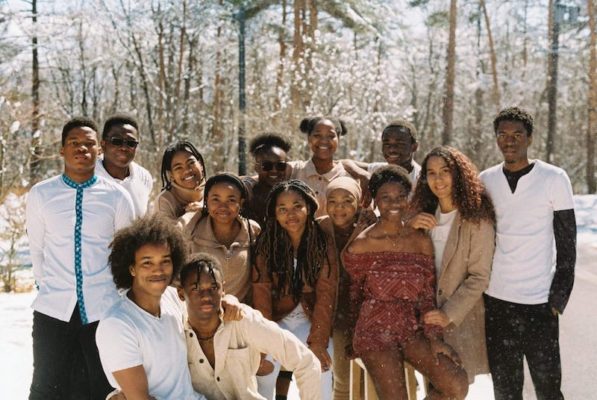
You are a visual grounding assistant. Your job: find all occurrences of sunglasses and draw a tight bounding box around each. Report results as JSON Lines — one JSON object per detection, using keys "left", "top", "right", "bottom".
{"left": 108, "top": 137, "right": 139, "bottom": 149}
{"left": 260, "top": 161, "right": 287, "bottom": 172}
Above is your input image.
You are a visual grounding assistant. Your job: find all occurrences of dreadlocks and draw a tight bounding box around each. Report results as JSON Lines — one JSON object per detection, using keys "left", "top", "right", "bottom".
{"left": 255, "top": 179, "right": 329, "bottom": 302}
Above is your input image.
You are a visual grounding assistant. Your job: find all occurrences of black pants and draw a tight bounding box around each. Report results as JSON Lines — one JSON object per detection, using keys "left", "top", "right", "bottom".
{"left": 484, "top": 294, "right": 564, "bottom": 400}
{"left": 29, "top": 306, "right": 112, "bottom": 400}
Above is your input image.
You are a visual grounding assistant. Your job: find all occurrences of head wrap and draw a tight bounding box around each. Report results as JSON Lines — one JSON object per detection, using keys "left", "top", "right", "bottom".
{"left": 326, "top": 177, "right": 361, "bottom": 202}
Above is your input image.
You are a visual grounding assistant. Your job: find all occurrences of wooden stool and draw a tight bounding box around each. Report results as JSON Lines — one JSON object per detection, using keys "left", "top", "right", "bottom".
{"left": 349, "top": 359, "right": 423, "bottom": 400}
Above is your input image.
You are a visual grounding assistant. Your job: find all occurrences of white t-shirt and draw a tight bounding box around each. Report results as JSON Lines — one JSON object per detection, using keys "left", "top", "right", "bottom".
{"left": 96, "top": 288, "right": 203, "bottom": 400}
{"left": 431, "top": 208, "right": 458, "bottom": 277}
{"left": 368, "top": 160, "right": 421, "bottom": 186}
{"left": 95, "top": 159, "right": 153, "bottom": 216}
{"left": 480, "top": 160, "right": 574, "bottom": 305}
{"left": 26, "top": 175, "right": 135, "bottom": 322}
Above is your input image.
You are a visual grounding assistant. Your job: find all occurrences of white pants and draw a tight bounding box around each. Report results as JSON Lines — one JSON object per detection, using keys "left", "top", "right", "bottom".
{"left": 257, "top": 304, "right": 333, "bottom": 399}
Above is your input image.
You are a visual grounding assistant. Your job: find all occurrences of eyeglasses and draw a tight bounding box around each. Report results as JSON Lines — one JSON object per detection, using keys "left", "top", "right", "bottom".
{"left": 260, "top": 161, "right": 287, "bottom": 172}
{"left": 108, "top": 137, "right": 139, "bottom": 149}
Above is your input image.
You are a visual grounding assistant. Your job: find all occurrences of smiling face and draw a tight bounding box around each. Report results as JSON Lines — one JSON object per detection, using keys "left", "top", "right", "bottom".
{"left": 170, "top": 150, "right": 205, "bottom": 190}
{"left": 425, "top": 155, "right": 454, "bottom": 205}
{"left": 375, "top": 181, "right": 409, "bottom": 223}
{"left": 206, "top": 182, "right": 243, "bottom": 226}
{"left": 60, "top": 126, "right": 100, "bottom": 182}
{"left": 326, "top": 188, "right": 358, "bottom": 230}
{"left": 496, "top": 120, "right": 532, "bottom": 171}
{"left": 179, "top": 266, "right": 223, "bottom": 323}
{"left": 275, "top": 189, "right": 309, "bottom": 239}
{"left": 308, "top": 120, "right": 339, "bottom": 161}
{"left": 382, "top": 129, "right": 417, "bottom": 170}
{"left": 254, "top": 146, "right": 288, "bottom": 187}
{"left": 129, "top": 243, "right": 173, "bottom": 300}
{"left": 101, "top": 123, "right": 138, "bottom": 171}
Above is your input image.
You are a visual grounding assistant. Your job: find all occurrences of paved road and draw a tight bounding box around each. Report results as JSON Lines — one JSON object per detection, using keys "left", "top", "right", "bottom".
{"left": 523, "top": 236, "right": 597, "bottom": 400}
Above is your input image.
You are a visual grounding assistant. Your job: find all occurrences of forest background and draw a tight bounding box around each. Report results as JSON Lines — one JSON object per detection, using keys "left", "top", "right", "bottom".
{"left": 1, "top": 0, "right": 596, "bottom": 204}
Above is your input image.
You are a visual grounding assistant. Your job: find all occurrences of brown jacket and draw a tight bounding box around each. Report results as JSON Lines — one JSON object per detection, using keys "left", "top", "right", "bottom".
{"left": 437, "top": 212, "right": 494, "bottom": 382}
{"left": 252, "top": 233, "right": 338, "bottom": 349}
{"left": 317, "top": 209, "right": 377, "bottom": 332}
{"left": 183, "top": 213, "right": 260, "bottom": 304}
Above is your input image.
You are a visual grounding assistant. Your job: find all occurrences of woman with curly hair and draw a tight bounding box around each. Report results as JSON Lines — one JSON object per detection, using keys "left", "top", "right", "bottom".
{"left": 95, "top": 215, "right": 203, "bottom": 399}
{"left": 253, "top": 179, "right": 338, "bottom": 399}
{"left": 410, "top": 146, "right": 496, "bottom": 385}
{"left": 182, "top": 173, "right": 260, "bottom": 305}
{"left": 155, "top": 141, "right": 207, "bottom": 221}
{"left": 344, "top": 165, "right": 468, "bottom": 400}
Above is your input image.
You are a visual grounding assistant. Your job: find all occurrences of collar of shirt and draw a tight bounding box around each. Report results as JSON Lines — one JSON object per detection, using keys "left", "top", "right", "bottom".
{"left": 61, "top": 174, "right": 97, "bottom": 189}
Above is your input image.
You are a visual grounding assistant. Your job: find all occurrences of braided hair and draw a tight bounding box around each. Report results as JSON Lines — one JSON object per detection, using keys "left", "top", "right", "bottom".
{"left": 180, "top": 253, "right": 223, "bottom": 289}
{"left": 160, "top": 141, "right": 206, "bottom": 190}
{"left": 255, "top": 179, "right": 329, "bottom": 302}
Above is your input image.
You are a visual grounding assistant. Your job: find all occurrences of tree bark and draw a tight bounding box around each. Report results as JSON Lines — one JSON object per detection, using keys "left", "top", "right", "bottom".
{"left": 29, "top": 0, "right": 42, "bottom": 185}
{"left": 479, "top": 0, "right": 500, "bottom": 110}
{"left": 291, "top": 0, "right": 305, "bottom": 116}
{"left": 274, "top": 0, "right": 287, "bottom": 114}
{"left": 442, "top": 0, "right": 457, "bottom": 145}
{"left": 546, "top": 0, "right": 559, "bottom": 163}
{"left": 588, "top": 0, "right": 597, "bottom": 192}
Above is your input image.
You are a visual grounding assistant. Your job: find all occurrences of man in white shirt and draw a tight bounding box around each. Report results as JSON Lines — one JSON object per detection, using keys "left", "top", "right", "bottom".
{"left": 178, "top": 253, "right": 322, "bottom": 400}
{"left": 26, "top": 117, "right": 136, "bottom": 400}
{"left": 95, "top": 113, "right": 153, "bottom": 216}
{"left": 480, "top": 107, "right": 576, "bottom": 400}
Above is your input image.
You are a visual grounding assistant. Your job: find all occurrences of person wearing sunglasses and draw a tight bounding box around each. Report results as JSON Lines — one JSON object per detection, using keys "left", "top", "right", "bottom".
{"left": 242, "top": 133, "right": 291, "bottom": 227}
{"left": 96, "top": 113, "right": 153, "bottom": 216}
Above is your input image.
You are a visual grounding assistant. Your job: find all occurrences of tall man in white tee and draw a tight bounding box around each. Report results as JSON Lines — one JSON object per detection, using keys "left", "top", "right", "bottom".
{"left": 480, "top": 107, "right": 576, "bottom": 400}
{"left": 95, "top": 113, "right": 153, "bottom": 216}
{"left": 26, "top": 117, "right": 136, "bottom": 399}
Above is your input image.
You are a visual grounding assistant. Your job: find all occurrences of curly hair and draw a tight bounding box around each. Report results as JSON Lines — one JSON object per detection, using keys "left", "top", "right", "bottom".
{"left": 299, "top": 116, "right": 348, "bottom": 137}
{"left": 411, "top": 146, "right": 495, "bottom": 223}
{"left": 493, "top": 107, "right": 534, "bottom": 136}
{"left": 160, "top": 141, "right": 206, "bottom": 190}
{"left": 179, "top": 253, "right": 224, "bottom": 288}
{"left": 255, "top": 179, "right": 329, "bottom": 302}
{"left": 249, "top": 133, "right": 292, "bottom": 156}
{"left": 369, "top": 164, "right": 412, "bottom": 198}
{"left": 109, "top": 215, "right": 188, "bottom": 290}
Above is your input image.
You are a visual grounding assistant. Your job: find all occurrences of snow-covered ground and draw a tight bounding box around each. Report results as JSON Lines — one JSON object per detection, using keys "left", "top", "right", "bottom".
{"left": 0, "top": 195, "right": 594, "bottom": 399}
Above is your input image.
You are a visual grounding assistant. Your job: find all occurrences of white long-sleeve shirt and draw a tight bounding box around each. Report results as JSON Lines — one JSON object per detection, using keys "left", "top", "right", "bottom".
{"left": 26, "top": 174, "right": 136, "bottom": 323}
{"left": 95, "top": 159, "right": 153, "bottom": 216}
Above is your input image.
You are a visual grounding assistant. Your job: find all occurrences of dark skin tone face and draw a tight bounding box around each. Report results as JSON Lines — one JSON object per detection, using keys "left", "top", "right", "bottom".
{"left": 60, "top": 126, "right": 100, "bottom": 183}
{"left": 254, "top": 146, "right": 288, "bottom": 187}
{"left": 178, "top": 267, "right": 224, "bottom": 369}
{"left": 382, "top": 129, "right": 417, "bottom": 172}
{"left": 101, "top": 124, "right": 139, "bottom": 180}
{"left": 495, "top": 120, "right": 532, "bottom": 172}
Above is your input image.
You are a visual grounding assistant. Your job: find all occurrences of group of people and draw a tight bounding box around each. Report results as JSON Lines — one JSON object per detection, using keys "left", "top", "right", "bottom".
{"left": 26, "top": 106, "right": 576, "bottom": 400}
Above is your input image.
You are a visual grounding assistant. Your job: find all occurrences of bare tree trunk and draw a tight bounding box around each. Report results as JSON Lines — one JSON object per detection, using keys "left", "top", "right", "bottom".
{"left": 29, "top": 0, "right": 42, "bottom": 185}
{"left": 291, "top": 0, "right": 305, "bottom": 117}
{"left": 274, "top": 0, "right": 287, "bottom": 114}
{"left": 211, "top": 6, "right": 224, "bottom": 168}
{"left": 546, "top": 0, "right": 559, "bottom": 163}
{"left": 442, "top": 0, "right": 457, "bottom": 145}
{"left": 588, "top": 0, "right": 597, "bottom": 193}
{"left": 479, "top": 0, "right": 500, "bottom": 110}
{"left": 78, "top": 21, "right": 88, "bottom": 115}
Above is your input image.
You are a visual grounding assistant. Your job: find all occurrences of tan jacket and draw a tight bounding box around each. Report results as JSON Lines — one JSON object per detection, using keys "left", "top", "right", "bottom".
{"left": 317, "top": 209, "right": 377, "bottom": 331}
{"left": 185, "top": 304, "right": 322, "bottom": 400}
{"left": 252, "top": 235, "right": 338, "bottom": 349}
{"left": 183, "top": 213, "right": 260, "bottom": 304}
{"left": 437, "top": 212, "right": 494, "bottom": 381}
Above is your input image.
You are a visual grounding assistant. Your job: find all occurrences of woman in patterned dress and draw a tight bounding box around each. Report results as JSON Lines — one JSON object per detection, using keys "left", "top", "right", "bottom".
{"left": 343, "top": 165, "right": 468, "bottom": 400}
